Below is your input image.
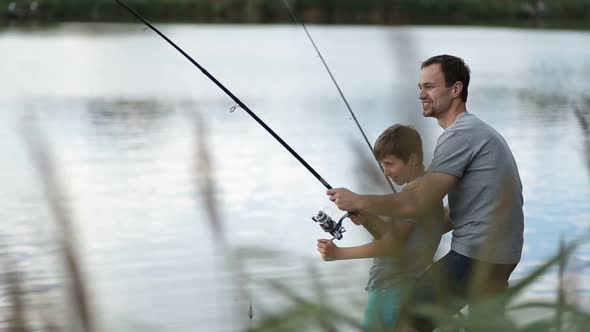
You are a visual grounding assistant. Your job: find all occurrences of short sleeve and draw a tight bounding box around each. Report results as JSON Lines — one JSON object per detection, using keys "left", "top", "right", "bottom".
{"left": 427, "top": 131, "right": 473, "bottom": 178}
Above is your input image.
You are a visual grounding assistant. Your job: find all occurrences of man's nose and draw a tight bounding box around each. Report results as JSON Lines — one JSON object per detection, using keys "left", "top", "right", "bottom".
{"left": 419, "top": 89, "right": 427, "bottom": 99}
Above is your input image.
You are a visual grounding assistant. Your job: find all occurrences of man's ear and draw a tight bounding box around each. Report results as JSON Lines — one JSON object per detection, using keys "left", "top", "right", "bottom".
{"left": 451, "top": 81, "right": 463, "bottom": 99}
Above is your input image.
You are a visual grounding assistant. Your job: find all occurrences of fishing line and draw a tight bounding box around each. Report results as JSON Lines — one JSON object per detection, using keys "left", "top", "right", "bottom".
{"left": 282, "top": 0, "right": 397, "bottom": 194}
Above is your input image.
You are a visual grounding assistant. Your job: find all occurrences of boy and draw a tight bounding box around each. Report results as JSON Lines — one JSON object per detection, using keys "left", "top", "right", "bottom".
{"left": 317, "top": 124, "right": 445, "bottom": 331}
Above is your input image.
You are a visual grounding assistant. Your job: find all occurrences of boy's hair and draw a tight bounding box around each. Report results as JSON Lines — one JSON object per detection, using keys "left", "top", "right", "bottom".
{"left": 373, "top": 124, "right": 423, "bottom": 165}
{"left": 421, "top": 54, "right": 471, "bottom": 102}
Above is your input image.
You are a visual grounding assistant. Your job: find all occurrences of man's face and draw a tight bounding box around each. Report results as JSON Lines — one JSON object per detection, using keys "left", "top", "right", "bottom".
{"left": 418, "top": 64, "right": 454, "bottom": 118}
{"left": 380, "top": 154, "right": 414, "bottom": 186}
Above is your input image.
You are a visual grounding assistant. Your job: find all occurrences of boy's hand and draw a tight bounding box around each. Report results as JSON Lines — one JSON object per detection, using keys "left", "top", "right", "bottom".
{"left": 317, "top": 239, "right": 339, "bottom": 261}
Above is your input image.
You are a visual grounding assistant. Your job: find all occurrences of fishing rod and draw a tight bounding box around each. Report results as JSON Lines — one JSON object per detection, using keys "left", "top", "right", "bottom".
{"left": 282, "top": 0, "right": 397, "bottom": 194}
{"left": 114, "top": 0, "right": 380, "bottom": 239}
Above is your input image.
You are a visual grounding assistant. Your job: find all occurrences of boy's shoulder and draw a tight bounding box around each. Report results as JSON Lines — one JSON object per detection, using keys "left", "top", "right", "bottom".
{"left": 403, "top": 176, "right": 423, "bottom": 192}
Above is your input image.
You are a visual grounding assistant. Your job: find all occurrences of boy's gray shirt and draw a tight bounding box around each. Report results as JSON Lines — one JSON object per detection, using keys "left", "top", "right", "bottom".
{"left": 366, "top": 182, "right": 443, "bottom": 291}
{"left": 427, "top": 112, "right": 524, "bottom": 264}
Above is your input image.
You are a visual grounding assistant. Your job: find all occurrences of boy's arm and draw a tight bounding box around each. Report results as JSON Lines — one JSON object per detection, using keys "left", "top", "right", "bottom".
{"left": 317, "top": 217, "right": 415, "bottom": 261}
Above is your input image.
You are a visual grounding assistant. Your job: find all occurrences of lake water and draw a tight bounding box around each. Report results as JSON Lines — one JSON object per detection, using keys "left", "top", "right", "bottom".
{"left": 1, "top": 22, "right": 589, "bottom": 331}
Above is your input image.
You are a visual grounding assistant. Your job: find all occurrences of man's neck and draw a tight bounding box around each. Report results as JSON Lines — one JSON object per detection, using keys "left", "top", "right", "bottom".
{"left": 437, "top": 101, "right": 467, "bottom": 129}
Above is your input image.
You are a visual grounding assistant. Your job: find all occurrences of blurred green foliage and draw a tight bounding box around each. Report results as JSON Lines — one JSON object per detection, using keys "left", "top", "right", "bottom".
{"left": 0, "top": 0, "right": 589, "bottom": 26}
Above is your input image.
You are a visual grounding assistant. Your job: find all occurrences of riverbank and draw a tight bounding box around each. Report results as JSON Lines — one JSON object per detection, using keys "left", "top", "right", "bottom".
{"left": 1, "top": 0, "right": 589, "bottom": 29}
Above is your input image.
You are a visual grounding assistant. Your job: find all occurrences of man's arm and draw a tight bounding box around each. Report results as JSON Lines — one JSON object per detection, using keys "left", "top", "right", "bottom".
{"left": 327, "top": 172, "right": 458, "bottom": 219}
{"left": 443, "top": 204, "right": 453, "bottom": 234}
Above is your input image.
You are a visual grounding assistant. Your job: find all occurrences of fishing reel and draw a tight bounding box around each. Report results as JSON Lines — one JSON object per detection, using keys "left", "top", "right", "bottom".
{"left": 312, "top": 211, "right": 352, "bottom": 240}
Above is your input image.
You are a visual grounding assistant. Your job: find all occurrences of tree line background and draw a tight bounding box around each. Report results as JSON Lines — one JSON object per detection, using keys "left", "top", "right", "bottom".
{"left": 1, "top": 0, "right": 589, "bottom": 27}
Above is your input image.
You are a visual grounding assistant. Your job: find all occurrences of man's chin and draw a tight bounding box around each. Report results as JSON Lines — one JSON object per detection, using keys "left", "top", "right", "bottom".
{"left": 422, "top": 109, "right": 434, "bottom": 117}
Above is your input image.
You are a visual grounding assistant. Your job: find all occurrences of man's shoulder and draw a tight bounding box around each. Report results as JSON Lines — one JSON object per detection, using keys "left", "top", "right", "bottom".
{"left": 452, "top": 112, "right": 486, "bottom": 130}
{"left": 440, "top": 112, "right": 495, "bottom": 141}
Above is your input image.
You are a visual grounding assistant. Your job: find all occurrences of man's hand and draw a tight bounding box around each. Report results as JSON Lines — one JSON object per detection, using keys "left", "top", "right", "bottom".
{"left": 317, "top": 239, "right": 340, "bottom": 261}
{"left": 348, "top": 213, "right": 366, "bottom": 225}
{"left": 326, "top": 188, "right": 362, "bottom": 212}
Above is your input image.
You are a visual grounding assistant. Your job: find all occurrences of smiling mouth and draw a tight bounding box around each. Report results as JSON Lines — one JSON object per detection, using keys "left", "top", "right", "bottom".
{"left": 422, "top": 100, "right": 434, "bottom": 108}
{"left": 392, "top": 178, "right": 404, "bottom": 185}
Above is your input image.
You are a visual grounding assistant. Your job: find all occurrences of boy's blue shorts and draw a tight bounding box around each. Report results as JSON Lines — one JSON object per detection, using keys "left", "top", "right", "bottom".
{"left": 363, "top": 287, "right": 403, "bottom": 331}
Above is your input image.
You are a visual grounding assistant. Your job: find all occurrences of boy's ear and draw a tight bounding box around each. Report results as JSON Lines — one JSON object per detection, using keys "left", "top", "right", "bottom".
{"left": 408, "top": 153, "right": 418, "bottom": 166}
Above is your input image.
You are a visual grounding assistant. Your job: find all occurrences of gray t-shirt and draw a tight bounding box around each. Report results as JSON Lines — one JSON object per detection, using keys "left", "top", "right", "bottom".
{"left": 366, "top": 183, "right": 444, "bottom": 291}
{"left": 428, "top": 112, "right": 524, "bottom": 264}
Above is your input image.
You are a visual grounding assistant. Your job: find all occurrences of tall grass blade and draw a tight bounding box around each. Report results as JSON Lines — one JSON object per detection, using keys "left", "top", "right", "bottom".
{"left": 21, "top": 115, "right": 94, "bottom": 332}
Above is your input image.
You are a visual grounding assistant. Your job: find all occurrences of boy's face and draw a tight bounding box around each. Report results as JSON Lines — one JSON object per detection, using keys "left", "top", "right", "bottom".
{"left": 379, "top": 154, "right": 415, "bottom": 186}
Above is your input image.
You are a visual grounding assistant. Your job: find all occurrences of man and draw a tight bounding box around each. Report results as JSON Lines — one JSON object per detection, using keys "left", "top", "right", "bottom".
{"left": 327, "top": 54, "right": 524, "bottom": 331}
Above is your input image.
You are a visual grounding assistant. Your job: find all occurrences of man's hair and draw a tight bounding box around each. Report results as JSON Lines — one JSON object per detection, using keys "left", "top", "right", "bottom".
{"left": 374, "top": 124, "right": 423, "bottom": 165}
{"left": 421, "top": 54, "right": 471, "bottom": 102}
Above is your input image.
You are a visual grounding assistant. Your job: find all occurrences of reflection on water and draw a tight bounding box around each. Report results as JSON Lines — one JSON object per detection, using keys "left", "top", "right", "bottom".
{"left": 86, "top": 98, "right": 173, "bottom": 149}
{"left": 0, "top": 23, "right": 589, "bottom": 330}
